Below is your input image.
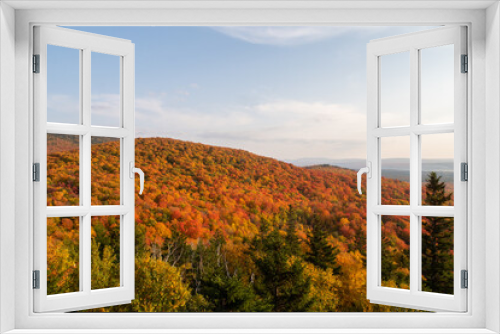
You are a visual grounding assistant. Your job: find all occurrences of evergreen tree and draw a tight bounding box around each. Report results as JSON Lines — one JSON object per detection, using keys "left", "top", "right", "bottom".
{"left": 197, "top": 234, "right": 271, "bottom": 312}
{"left": 200, "top": 272, "right": 271, "bottom": 312}
{"left": 422, "top": 172, "right": 454, "bottom": 294}
{"left": 306, "top": 222, "right": 340, "bottom": 274}
{"left": 251, "top": 225, "right": 314, "bottom": 312}
{"left": 285, "top": 209, "right": 302, "bottom": 257}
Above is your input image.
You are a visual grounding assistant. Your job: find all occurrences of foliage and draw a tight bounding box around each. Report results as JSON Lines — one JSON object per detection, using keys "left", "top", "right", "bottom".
{"left": 45, "top": 137, "right": 444, "bottom": 312}
{"left": 306, "top": 217, "right": 340, "bottom": 273}
{"left": 250, "top": 223, "right": 314, "bottom": 312}
{"left": 422, "top": 172, "right": 454, "bottom": 294}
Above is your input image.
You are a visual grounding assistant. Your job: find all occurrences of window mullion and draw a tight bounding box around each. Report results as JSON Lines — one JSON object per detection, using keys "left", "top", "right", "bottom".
{"left": 82, "top": 48, "right": 92, "bottom": 294}
{"left": 409, "top": 47, "right": 420, "bottom": 295}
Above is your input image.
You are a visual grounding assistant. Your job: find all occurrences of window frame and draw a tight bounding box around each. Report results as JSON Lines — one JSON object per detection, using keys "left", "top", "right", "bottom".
{"left": 33, "top": 25, "right": 136, "bottom": 313}
{"left": 366, "top": 26, "right": 468, "bottom": 312}
{"left": 4, "top": 3, "right": 495, "bottom": 333}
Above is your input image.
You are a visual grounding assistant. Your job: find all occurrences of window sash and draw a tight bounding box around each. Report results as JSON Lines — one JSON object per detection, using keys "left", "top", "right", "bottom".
{"left": 33, "top": 25, "right": 136, "bottom": 313}
{"left": 366, "top": 26, "right": 468, "bottom": 312}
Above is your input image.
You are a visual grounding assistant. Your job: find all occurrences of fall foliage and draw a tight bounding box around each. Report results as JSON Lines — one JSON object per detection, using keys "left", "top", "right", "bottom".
{"left": 46, "top": 136, "right": 453, "bottom": 312}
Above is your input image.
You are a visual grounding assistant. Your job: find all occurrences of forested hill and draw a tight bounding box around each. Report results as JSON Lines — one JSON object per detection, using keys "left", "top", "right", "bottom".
{"left": 132, "top": 137, "right": 410, "bottom": 246}
{"left": 47, "top": 136, "right": 418, "bottom": 312}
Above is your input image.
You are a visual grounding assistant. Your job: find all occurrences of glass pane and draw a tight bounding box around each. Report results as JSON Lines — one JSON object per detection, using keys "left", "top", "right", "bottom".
{"left": 47, "top": 134, "right": 80, "bottom": 206}
{"left": 91, "top": 216, "right": 120, "bottom": 290}
{"left": 91, "top": 52, "right": 121, "bottom": 127}
{"left": 381, "top": 136, "right": 410, "bottom": 205}
{"left": 422, "top": 216, "right": 454, "bottom": 294}
{"left": 91, "top": 137, "right": 120, "bottom": 205}
{"left": 420, "top": 45, "right": 454, "bottom": 125}
{"left": 47, "top": 45, "right": 80, "bottom": 124}
{"left": 381, "top": 215, "right": 410, "bottom": 289}
{"left": 380, "top": 51, "right": 410, "bottom": 128}
{"left": 47, "top": 217, "right": 80, "bottom": 295}
{"left": 421, "top": 133, "right": 454, "bottom": 206}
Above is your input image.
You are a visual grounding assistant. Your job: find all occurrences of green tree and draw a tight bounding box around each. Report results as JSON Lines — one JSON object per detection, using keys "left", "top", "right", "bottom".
{"left": 306, "top": 222, "right": 340, "bottom": 273}
{"left": 86, "top": 253, "right": 195, "bottom": 312}
{"left": 251, "top": 224, "right": 314, "bottom": 312}
{"left": 197, "top": 234, "right": 271, "bottom": 312}
{"left": 285, "top": 211, "right": 302, "bottom": 257}
{"left": 422, "top": 172, "right": 454, "bottom": 294}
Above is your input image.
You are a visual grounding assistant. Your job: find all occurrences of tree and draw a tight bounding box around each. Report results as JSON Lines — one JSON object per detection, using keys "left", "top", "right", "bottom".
{"left": 306, "top": 219, "right": 340, "bottom": 273}
{"left": 91, "top": 240, "right": 120, "bottom": 290}
{"left": 303, "top": 263, "right": 340, "bottom": 312}
{"left": 87, "top": 253, "right": 195, "bottom": 312}
{"left": 251, "top": 225, "right": 314, "bottom": 312}
{"left": 197, "top": 234, "right": 271, "bottom": 312}
{"left": 285, "top": 208, "right": 302, "bottom": 257}
{"left": 422, "top": 172, "right": 454, "bottom": 294}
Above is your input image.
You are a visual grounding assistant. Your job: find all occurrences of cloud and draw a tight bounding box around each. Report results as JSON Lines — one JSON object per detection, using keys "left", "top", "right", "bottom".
{"left": 135, "top": 97, "right": 367, "bottom": 160}
{"left": 211, "top": 26, "right": 389, "bottom": 46}
{"left": 47, "top": 94, "right": 80, "bottom": 123}
{"left": 46, "top": 93, "right": 451, "bottom": 161}
{"left": 91, "top": 94, "right": 121, "bottom": 127}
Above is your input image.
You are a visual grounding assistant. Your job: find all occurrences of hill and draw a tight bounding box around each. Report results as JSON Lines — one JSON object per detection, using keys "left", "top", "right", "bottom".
{"left": 46, "top": 137, "right": 449, "bottom": 312}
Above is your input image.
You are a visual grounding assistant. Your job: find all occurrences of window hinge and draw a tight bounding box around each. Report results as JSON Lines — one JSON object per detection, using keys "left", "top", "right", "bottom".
{"left": 33, "top": 270, "right": 40, "bottom": 289}
{"left": 33, "top": 54, "right": 40, "bottom": 73}
{"left": 461, "top": 270, "right": 468, "bottom": 289}
{"left": 461, "top": 162, "right": 468, "bottom": 181}
{"left": 33, "top": 163, "right": 40, "bottom": 182}
{"left": 461, "top": 54, "right": 468, "bottom": 73}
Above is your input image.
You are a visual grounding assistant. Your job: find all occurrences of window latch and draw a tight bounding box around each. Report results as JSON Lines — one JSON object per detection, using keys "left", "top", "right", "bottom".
{"left": 357, "top": 161, "right": 372, "bottom": 195}
{"left": 129, "top": 162, "right": 145, "bottom": 195}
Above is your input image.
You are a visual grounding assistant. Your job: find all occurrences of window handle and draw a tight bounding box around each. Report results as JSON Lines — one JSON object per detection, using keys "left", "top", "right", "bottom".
{"left": 129, "top": 162, "right": 145, "bottom": 195}
{"left": 357, "top": 162, "right": 371, "bottom": 195}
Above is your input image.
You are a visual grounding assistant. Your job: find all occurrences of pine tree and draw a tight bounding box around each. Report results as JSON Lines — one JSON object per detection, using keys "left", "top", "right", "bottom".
{"left": 422, "top": 172, "right": 454, "bottom": 294}
{"left": 306, "top": 222, "right": 340, "bottom": 274}
{"left": 285, "top": 210, "right": 302, "bottom": 257}
{"left": 198, "top": 234, "right": 271, "bottom": 312}
{"left": 251, "top": 224, "right": 314, "bottom": 312}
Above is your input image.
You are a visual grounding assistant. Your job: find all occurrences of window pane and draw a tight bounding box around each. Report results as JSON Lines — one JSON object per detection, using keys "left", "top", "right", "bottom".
{"left": 47, "top": 134, "right": 80, "bottom": 206}
{"left": 381, "top": 215, "right": 410, "bottom": 289}
{"left": 421, "top": 133, "right": 454, "bottom": 206}
{"left": 47, "top": 217, "right": 80, "bottom": 295}
{"left": 420, "top": 45, "right": 454, "bottom": 125}
{"left": 422, "top": 216, "right": 454, "bottom": 294}
{"left": 91, "top": 52, "right": 121, "bottom": 127}
{"left": 47, "top": 45, "right": 80, "bottom": 124}
{"left": 381, "top": 136, "right": 410, "bottom": 205}
{"left": 91, "top": 137, "right": 120, "bottom": 205}
{"left": 380, "top": 51, "right": 410, "bottom": 128}
{"left": 91, "top": 216, "right": 120, "bottom": 290}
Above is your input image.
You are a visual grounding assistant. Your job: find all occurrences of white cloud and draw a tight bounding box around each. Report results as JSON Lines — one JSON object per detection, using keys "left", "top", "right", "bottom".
{"left": 212, "top": 26, "right": 389, "bottom": 46}
{"left": 91, "top": 94, "right": 121, "bottom": 127}
{"left": 135, "top": 97, "right": 367, "bottom": 160}
{"left": 47, "top": 94, "right": 79, "bottom": 123}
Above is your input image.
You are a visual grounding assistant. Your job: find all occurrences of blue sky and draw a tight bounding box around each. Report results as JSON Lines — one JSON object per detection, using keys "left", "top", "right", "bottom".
{"left": 48, "top": 26, "right": 454, "bottom": 161}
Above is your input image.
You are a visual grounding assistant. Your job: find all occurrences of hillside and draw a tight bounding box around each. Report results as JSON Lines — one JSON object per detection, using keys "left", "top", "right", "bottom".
{"left": 46, "top": 137, "right": 451, "bottom": 312}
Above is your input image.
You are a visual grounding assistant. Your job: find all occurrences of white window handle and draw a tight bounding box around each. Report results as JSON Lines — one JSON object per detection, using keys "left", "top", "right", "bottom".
{"left": 129, "top": 162, "right": 145, "bottom": 195}
{"left": 357, "top": 162, "right": 372, "bottom": 195}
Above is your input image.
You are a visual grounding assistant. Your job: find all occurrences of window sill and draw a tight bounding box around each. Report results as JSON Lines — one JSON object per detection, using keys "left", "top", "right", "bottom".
{"left": 4, "top": 329, "right": 497, "bottom": 334}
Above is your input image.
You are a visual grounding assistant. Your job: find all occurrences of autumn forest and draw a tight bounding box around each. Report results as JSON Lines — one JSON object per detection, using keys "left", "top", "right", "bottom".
{"left": 46, "top": 135, "right": 454, "bottom": 312}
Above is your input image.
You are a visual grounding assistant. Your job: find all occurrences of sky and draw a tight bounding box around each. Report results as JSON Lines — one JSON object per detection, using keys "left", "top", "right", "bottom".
{"left": 47, "top": 26, "right": 454, "bottom": 162}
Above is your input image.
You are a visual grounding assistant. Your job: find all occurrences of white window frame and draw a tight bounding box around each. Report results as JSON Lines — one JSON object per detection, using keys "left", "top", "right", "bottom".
{"left": 366, "top": 26, "right": 468, "bottom": 312}
{"left": 33, "top": 25, "right": 136, "bottom": 313}
{"left": 1, "top": 2, "right": 499, "bottom": 333}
